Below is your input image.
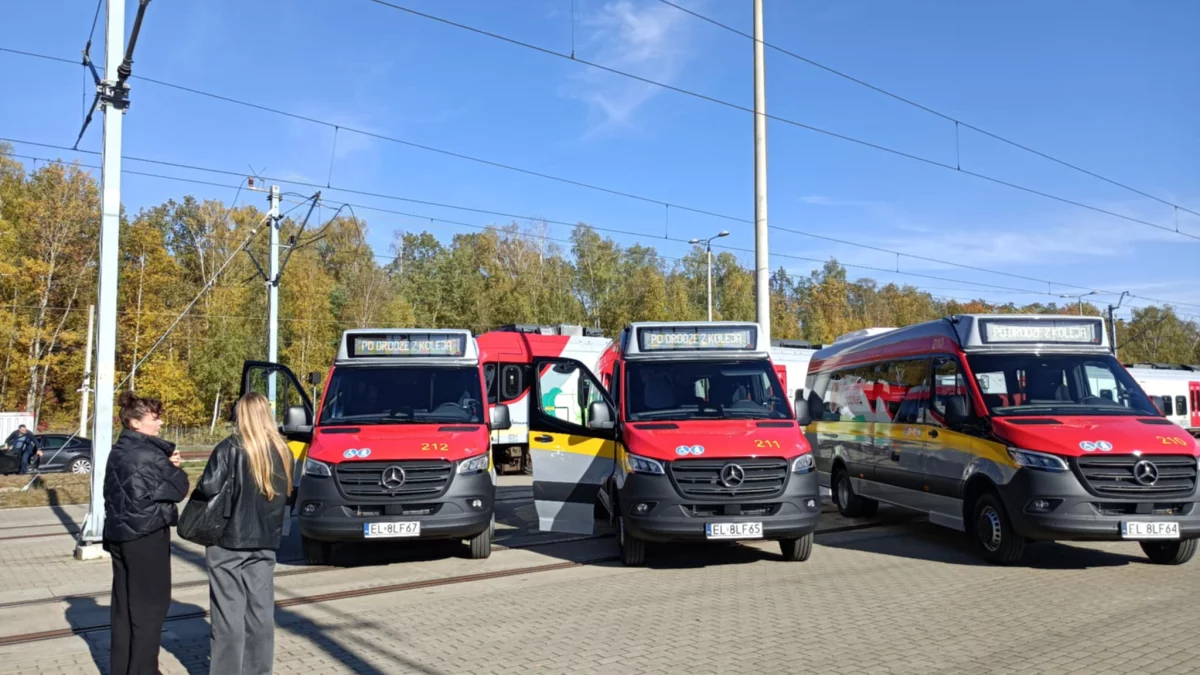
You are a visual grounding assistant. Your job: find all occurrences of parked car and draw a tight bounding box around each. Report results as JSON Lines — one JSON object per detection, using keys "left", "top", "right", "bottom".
{"left": 34, "top": 434, "right": 93, "bottom": 474}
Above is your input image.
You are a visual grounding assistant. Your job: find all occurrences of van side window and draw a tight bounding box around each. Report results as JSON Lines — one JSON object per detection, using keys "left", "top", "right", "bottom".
{"left": 1160, "top": 396, "right": 1174, "bottom": 416}
{"left": 823, "top": 365, "right": 878, "bottom": 422}
{"left": 483, "top": 364, "right": 498, "bottom": 404}
{"left": 885, "top": 359, "right": 930, "bottom": 424}
{"left": 929, "top": 356, "right": 971, "bottom": 424}
{"left": 1176, "top": 395, "right": 1187, "bottom": 416}
{"left": 500, "top": 364, "right": 523, "bottom": 401}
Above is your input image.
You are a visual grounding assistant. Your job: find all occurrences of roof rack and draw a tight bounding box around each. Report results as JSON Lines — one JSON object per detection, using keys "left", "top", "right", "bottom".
{"left": 1127, "top": 363, "right": 1197, "bottom": 371}
{"left": 494, "top": 324, "right": 604, "bottom": 337}
{"left": 771, "top": 339, "right": 818, "bottom": 349}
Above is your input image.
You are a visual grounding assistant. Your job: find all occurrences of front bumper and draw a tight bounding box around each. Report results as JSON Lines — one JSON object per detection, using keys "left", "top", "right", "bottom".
{"left": 297, "top": 469, "right": 494, "bottom": 543}
{"left": 1001, "top": 468, "right": 1200, "bottom": 542}
{"left": 620, "top": 471, "right": 821, "bottom": 543}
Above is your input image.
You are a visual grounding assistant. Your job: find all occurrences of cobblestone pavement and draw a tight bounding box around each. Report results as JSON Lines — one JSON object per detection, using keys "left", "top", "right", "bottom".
{"left": 0, "top": 497, "right": 1198, "bottom": 674}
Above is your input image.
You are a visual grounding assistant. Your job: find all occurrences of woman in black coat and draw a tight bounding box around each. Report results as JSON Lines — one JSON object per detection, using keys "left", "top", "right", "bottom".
{"left": 103, "top": 392, "right": 190, "bottom": 675}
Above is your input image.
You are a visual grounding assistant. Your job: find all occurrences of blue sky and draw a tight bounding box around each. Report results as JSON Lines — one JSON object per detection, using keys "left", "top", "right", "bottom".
{"left": 3, "top": 0, "right": 1199, "bottom": 321}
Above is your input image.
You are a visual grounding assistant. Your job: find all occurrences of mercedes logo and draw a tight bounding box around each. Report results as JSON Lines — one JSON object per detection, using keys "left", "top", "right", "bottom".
{"left": 380, "top": 465, "right": 406, "bottom": 490}
{"left": 720, "top": 463, "right": 746, "bottom": 488}
{"left": 1133, "top": 460, "right": 1159, "bottom": 486}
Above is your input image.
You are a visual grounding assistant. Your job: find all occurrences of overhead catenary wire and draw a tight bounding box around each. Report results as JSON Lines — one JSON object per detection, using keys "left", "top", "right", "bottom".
{"left": 2, "top": 45, "right": 1198, "bottom": 293}
{"left": 6, "top": 142, "right": 1200, "bottom": 319}
{"left": 5, "top": 149, "right": 1200, "bottom": 329}
{"left": 353, "top": 1, "right": 1200, "bottom": 242}
{"left": 7, "top": 135, "right": 1200, "bottom": 314}
{"left": 652, "top": 0, "right": 1200, "bottom": 222}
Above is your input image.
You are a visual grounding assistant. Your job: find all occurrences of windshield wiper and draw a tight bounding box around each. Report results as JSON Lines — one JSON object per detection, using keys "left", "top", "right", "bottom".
{"left": 321, "top": 411, "right": 413, "bottom": 425}
{"left": 721, "top": 410, "right": 773, "bottom": 419}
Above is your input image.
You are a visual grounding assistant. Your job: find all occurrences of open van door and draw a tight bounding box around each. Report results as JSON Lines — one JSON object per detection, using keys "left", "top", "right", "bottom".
{"left": 239, "top": 361, "right": 315, "bottom": 532}
{"left": 528, "top": 357, "right": 617, "bottom": 534}
{"left": 238, "top": 360, "right": 315, "bottom": 460}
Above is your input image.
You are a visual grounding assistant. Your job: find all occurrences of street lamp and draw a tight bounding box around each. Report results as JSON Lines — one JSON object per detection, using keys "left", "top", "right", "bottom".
{"left": 1059, "top": 291, "right": 1098, "bottom": 316}
{"left": 688, "top": 231, "right": 730, "bottom": 321}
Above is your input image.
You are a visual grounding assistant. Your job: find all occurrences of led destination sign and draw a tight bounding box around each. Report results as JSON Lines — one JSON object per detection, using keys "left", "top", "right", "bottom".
{"left": 979, "top": 319, "right": 1101, "bottom": 346}
{"left": 638, "top": 325, "right": 757, "bottom": 352}
{"left": 349, "top": 333, "right": 466, "bottom": 358}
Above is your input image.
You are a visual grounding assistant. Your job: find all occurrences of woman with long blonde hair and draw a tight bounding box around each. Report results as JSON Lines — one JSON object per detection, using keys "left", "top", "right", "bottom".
{"left": 194, "top": 392, "right": 295, "bottom": 674}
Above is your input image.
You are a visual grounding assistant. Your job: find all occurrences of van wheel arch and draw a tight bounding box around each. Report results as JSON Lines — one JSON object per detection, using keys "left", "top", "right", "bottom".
{"left": 962, "top": 475, "right": 1000, "bottom": 531}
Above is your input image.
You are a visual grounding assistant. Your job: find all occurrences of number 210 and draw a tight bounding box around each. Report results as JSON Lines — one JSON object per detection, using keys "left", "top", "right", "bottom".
{"left": 1157, "top": 436, "right": 1189, "bottom": 447}
{"left": 754, "top": 439, "right": 781, "bottom": 448}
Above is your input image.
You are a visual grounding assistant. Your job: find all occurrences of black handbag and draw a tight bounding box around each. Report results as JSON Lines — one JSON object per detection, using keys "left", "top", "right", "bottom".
{"left": 177, "top": 448, "right": 236, "bottom": 546}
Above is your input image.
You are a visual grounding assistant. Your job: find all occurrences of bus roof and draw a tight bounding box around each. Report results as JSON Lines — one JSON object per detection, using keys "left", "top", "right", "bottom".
{"left": 335, "top": 328, "right": 479, "bottom": 366}
{"left": 813, "top": 314, "right": 1111, "bottom": 369}
{"left": 619, "top": 321, "right": 770, "bottom": 361}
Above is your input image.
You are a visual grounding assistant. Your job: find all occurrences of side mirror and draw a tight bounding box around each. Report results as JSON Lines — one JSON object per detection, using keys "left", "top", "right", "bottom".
{"left": 794, "top": 396, "right": 812, "bottom": 426}
{"left": 489, "top": 404, "right": 512, "bottom": 431}
{"left": 944, "top": 395, "right": 970, "bottom": 426}
{"left": 281, "top": 405, "right": 313, "bottom": 443}
{"left": 586, "top": 401, "right": 615, "bottom": 430}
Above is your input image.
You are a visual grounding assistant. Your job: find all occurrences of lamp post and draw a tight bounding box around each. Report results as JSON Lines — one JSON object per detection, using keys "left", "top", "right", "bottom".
{"left": 688, "top": 231, "right": 730, "bottom": 321}
{"left": 1060, "top": 290, "right": 1098, "bottom": 316}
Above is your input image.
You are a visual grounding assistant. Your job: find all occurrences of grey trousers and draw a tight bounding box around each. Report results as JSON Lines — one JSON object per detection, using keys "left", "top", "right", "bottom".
{"left": 206, "top": 546, "right": 276, "bottom": 675}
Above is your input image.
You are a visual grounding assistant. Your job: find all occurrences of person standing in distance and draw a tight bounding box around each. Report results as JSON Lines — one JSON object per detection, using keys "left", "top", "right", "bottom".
{"left": 5, "top": 424, "right": 42, "bottom": 474}
{"left": 194, "top": 392, "right": 293, "bottom": 675}
{"left": 103, "top": 392, "right": 189, "bottom": 675}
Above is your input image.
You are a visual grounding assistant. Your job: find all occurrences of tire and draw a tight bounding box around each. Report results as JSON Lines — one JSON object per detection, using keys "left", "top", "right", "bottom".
{"left": 1140, "top": 538, "right": 1197, "bottom": 565}
{"left": 618, "top": 515, "right": 646, "bottom": 566}
{"left": 779, "top": 533, "right": 814, "bottom": 562}
{"left": 971, "top": 492, "right": 1025, "bottom": 564}
{"left": 68, "top": 458, "right": 92, "bottom": 474}
{"left": 467, "top": 524, "right": 492, "bottom": 559}
{"left": 833, "top": 467, "right": 878, "bottom": 519}
{"left": 301, "top": 535, "right": 333, "bottom": 566}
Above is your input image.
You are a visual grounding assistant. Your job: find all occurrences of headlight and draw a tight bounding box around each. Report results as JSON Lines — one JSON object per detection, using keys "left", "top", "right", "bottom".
{"left": 623, "top": 452, "right": 665, "bottom": 475}
{"left": 303, "top": 458, "right": 332, "bottom": 477}
{"left": 792, "top": 454, "right": 815, "bottom": 474}
{"left": 457, "top": 453, "right": 489, "bottom": 475}
{"left": 1008, "top": 447, "right": 1068, "bottom": 472}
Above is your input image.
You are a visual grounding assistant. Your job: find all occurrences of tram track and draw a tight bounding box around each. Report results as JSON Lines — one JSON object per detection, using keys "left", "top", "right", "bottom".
{"left": 0, "top": 496, "right": 535, "bottom": 544}
{"left": 0, "top": 532, "right": 608, "bottom": 611}
{"left": 0, "top": 519, "right": 901, "bottom": 646}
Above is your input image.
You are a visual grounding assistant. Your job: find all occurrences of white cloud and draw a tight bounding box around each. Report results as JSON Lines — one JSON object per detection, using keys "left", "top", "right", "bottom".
{"left": 563, "top": 0, "right": 694, "bottom": 137}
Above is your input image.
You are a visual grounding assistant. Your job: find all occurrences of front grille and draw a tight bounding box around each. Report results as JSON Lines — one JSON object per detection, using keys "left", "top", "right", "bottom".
{"left": 345, "top": 503, "right": 445, "bottom": 517}
{"left": 1075, "top": 455, "right": 1197, "bottom": 497}
{"left": 1093, "top": 503, "right": 1189, "bottom": 517}
{"left": 670, "top": 458, "right": 788, "bottom": 499}
{"left": 335, "top": 460, "right": 453, "bottom": 499}
{"left": 685, "top": 503, "right": 782, "bottom": 517}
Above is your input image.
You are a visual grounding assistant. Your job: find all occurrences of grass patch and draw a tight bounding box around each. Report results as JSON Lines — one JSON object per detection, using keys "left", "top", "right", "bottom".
{"left": 0, "top": 463, "right": 208, "bottom": 509}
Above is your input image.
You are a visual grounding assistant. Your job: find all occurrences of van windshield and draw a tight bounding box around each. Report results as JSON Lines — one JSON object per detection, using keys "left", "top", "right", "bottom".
{"left": 625, "top": 359, "right": 791, "bottom": 421}
{"left": 319, "top": 366, "right": 484, "bottom": 425}
{"left": 966, "top": 353, "right": 1158, "bottom": 417}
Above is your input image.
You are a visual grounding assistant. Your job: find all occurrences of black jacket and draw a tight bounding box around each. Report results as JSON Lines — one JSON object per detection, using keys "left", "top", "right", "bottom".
{"left": 103, "top": 429, "right": 190, "bottom": 543}
{"left": 194, "top": 436, "right": 289, "bottom": 550}
{"left": 4, "top": 430, "right": 37, "bottom": 453}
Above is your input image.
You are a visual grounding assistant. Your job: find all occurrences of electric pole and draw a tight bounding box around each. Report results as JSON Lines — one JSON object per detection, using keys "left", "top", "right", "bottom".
{"left": 1107, "top": 291, "right": 1130, "bottom": 358}
{"left": 79, "top": 304, "right": 95, "bottom": 439}
{"left": 267, "top": 185, "right": 281, "bottom": 411}
{"left": 77, "top": 0, "right": 131, "bottom": 559}
{"left": 753, "top": 0, "right": 771, "bottom": 342}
